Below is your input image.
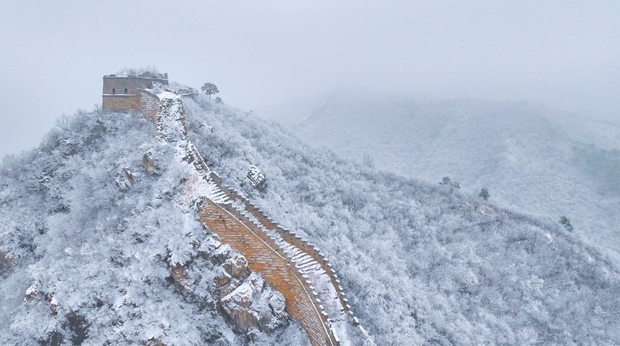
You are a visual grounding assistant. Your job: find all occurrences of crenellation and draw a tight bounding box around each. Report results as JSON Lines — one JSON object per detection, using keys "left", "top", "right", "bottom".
{"left": 102, "top": 72, "right": 169, "bottom": 116}
{"left": 138, "top": 77, "right": 361, "bottom": 345}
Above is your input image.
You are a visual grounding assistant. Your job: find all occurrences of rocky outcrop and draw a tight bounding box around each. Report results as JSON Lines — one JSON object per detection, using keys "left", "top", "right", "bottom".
{"left": 142, "top": 153, "right": 160, "bottom": 175}
{"left": 152, "top": 87, "right": 364, "bottom": 345}
{"left": 0, "top": 251, "right": 12, "bottom": 277}
{"left": 115, "top": 168, "right": 136, "bottom": 191}
{"left": 166, "top": 233, "right": 290, "bottom": 339}
{"left": 220, "top": 272, "right": 288, "bottom": 334}
{"left": 223, "top": 253, "right": 251, "bottom": 279}
{"left": 170, "top": 264, "right": 192, "bottom": 291}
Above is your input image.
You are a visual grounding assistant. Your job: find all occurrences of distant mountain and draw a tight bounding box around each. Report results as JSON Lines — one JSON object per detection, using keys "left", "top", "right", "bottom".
{"left": 1, "top": 92, "right": 619, "bottom": 345}
{"left": 286, "top": 90, "right": 620, "bottom": 255}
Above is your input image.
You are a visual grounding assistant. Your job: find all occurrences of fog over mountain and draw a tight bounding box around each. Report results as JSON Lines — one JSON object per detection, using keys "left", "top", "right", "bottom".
{"left": 2, "top": 1, "right": 619, "bottom": 158}
{"left": 1, "top": 91, "right": 620, "bottom": 345}
{"left": 263, "top": 90, "right": 620, "bottom": 258}
{"left": 2, "top": 1, "right": 619, "bottom": 344}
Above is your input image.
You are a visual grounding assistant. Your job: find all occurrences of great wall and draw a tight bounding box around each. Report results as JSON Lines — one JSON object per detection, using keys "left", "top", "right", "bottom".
{"left": 102, "top": 73, "right": 364, "bottom": 346}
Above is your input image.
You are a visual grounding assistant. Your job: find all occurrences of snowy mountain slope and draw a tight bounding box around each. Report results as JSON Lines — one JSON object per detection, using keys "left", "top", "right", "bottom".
{"left": 1, "top": 93, "right": 620, "bottom": 345}
{"left": 183, "top": 96, "right": 620, "bottom": 345}
{"left": 284, "top": 91, "right": 620, "bottom": 255}
{"left": 0, "top": 111, "right": 310, "bottom": 345}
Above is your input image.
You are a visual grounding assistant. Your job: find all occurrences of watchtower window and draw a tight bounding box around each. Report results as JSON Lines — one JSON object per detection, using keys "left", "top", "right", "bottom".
{"left": 112, "top": 88, "right": 116, "bottom": 94}
{"left": 124, "top": 88, "right": 128, "bottom": 94}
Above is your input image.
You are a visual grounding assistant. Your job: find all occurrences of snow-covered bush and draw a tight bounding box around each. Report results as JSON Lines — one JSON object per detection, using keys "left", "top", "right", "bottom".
{"left": 184, "top": 95, "right": 620, "bottom": 345}
{"left": 0, "top": 110, "right": 309, "bottom": 345}
{"left": 1, "top": 93, "right": 619, "bottom": 345}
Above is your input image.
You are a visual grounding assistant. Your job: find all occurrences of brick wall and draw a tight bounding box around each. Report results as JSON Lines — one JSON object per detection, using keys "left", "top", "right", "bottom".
{"left": 217, "top": 184, "right": 355, "bottom": 318}
{"left": 199, "top": 200, "right": 338, "bottom": 346}
{"left": 101, "top": 75, "right": 168, "bottom": 114}
{"left": 139, "top": 91, "right": 161, "bottom": 123}
{"left": 102, "top": 76, "right": 168, "bottom": 95}
{"left": 102, "top": 94, "right": 141, "bottom": 113}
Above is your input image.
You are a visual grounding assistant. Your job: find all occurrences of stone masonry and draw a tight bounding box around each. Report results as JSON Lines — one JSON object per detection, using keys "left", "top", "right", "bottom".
{"left": 102, "top": 72, "right": 168, "bottom": 121}
{"left": 125, "top": 76, "right": 365, "bottom": 346}
{"left": 199, "top": 199, "right": 337, "bottom": 345}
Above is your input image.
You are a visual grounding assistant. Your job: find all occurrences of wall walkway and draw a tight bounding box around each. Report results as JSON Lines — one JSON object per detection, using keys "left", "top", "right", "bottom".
{"left": 154, "top": 92, "right": 360, "bottom": 346}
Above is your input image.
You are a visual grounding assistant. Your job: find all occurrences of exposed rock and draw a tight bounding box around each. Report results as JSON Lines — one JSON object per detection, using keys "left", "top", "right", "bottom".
{"left": 204, "top": 242, "right": 232, "bottom": 266}
{"left": 220, "top": 272, "right": 288, "bottom": 334}
{"left": 143, "top": 152, "right": 161, "bottom": 175}
{"left": 170, "top": 264, "right": 192, "bottom": 291}
{"left": 116, "top": 168, "right": 136, "bottom": 191}
{"left": 133, "top": 223, "right": 289, "bottom": 339}
{"left": 247, "top": 165, "right": 267, "bottom": 192}
{"left": 49, "top": 296, "right": 58, "bottom": 315}
{"left": 220, "top": 277, "right": 242, "bottom": 298}
{"left": 25, "top": 282, "right": 37, "bottom": 301}
{"left": 0, "top": 251, "right": 13, "bottom": 276}
{"left": 214, "top": 270, "right": 232, "bottom": 287}
{"left": 142, "top": 338, "right": 166, "bottom": 346}
{"left": 223, "top": 253, "right": 251, "bottom": 279}
{"left": 198, "top": 234, "right": 223, "bottom": 260}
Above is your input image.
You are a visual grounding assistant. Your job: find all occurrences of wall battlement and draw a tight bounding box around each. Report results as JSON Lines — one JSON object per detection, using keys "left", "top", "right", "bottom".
{"left": 217, "top": 181, "right": 357, "bottom": 320}
{"left": 101, "top": 72, "right": 169, "bottom": 118}
{"left": 140, "top": 78, "right": 365, "bottom": 346}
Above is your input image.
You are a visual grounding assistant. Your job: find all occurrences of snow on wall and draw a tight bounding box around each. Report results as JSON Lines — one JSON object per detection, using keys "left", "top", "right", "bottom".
{"left": 215, "top": 182, "right": 362, "bottom": 339}
{"left": 199, "top": 198, "right": 338, "bottom": 345}
{"left": 101, "top": 72, "right": 168, "bottom": 115}
{"left": 152, "top": 88, "right": 364, "bottom": 346}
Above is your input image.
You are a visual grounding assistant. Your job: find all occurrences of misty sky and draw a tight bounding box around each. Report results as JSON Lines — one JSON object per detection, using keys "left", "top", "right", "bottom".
{"left": 1, "top": 0, "right": 619, "bottom": 158}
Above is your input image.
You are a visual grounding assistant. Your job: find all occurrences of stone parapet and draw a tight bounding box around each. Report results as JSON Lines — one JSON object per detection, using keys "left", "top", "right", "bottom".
{"left": 199, "top": 199, "right": 339, "bottom": 346}
{"left": 146, "top": 84, "right": 357, "bottom": 345}
{"left": 214, "top": 183, "right": 356, "bottom": 322}
{"left": 101, "top": 72, "right": 169, "bottom": 115}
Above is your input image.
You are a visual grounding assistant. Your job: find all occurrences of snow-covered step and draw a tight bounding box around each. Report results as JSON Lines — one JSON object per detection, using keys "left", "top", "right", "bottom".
{"left": 298, "top": 263, "right": 322, "bottom": 273}
{"left": 293, "top": 251, "right": 312, "bottom": 260}
{"left": 294, "top": 255, "right": 315, "bottom": 266}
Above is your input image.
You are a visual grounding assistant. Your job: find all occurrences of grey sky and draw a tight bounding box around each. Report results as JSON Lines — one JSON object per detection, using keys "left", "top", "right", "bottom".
{"left": 1, "top": 0, "right": 619, "bottom": 158}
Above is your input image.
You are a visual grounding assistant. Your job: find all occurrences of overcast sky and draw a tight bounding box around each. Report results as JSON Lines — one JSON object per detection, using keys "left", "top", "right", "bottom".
{"left": 1, "top": 0, "right": 619, "bottom": 158}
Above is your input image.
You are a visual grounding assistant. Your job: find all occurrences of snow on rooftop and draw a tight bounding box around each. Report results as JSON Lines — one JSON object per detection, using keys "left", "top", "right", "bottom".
{"left": 104, "top": 68, "right": 167, "bottom": 79}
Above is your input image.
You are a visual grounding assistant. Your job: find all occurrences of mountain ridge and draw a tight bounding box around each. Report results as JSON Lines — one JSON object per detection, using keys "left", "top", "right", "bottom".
{"left": 286, "top": 91, "right": 620, "bottom": 256}
{"left": 0, "top": 91, "right": 619, "bottom": 344}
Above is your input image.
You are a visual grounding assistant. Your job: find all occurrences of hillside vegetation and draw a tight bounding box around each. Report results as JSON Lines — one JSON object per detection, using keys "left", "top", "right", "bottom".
{"left": 1, "top": 94, "right": 619, "bottom": 345}
{"left": 288, "top": 91, "right": 620, "bottom": 255}
{"left": 0, "top": 110, "right": 309, "bottom": 345}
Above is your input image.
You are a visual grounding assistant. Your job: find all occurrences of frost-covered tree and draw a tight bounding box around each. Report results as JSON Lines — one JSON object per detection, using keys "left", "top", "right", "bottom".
{"left": 559, "top": 216, "right": 574, "bottom": 232}
{"left": 182, "top": 97, "right": 620, "bottom": 345}
{"left": 0, "top": 110, "right": 310, "bottom": 345}
{"left": 479, "top": 187, "right": 490, "bottom": 200}
{"left": 247, "top": 165, "right": 267, "bottom": 193}
{"left": 2, "top": 89, "right": 620, "bottom": 346}
{"left": 201, "top": 83, "right": 219, "bottom": 100}
{"left": 439, "top": 176, "right": 460, "bottom": 189}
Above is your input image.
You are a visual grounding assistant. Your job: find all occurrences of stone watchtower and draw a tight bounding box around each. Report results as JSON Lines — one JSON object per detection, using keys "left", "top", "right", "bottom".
{"left": 102, "top": 72, "right": 169, "bottom": 121}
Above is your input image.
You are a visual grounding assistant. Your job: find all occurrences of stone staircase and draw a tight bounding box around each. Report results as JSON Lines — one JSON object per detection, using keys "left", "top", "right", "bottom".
{"left": 199, "top": 198, "right": 338, "bottom": 346}
{"left": 155, "top": 92, "right": 361, "bottom": 346}
{"left": 189, "top": 149, "right": 354, "bottom": 346}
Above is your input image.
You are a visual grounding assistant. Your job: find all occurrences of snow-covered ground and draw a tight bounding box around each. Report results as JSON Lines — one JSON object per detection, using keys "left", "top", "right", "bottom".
{"left": 1, "top": 92, "right": 619, "bottom": 345}
{"left": 185, "top": 95, "right": 620, "bottom": 344}
{"left": 0, "top": 108, "right": 310, "bottom": 345}
{"left": 266, "top": 90, "right": 620, "bottom": 258}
